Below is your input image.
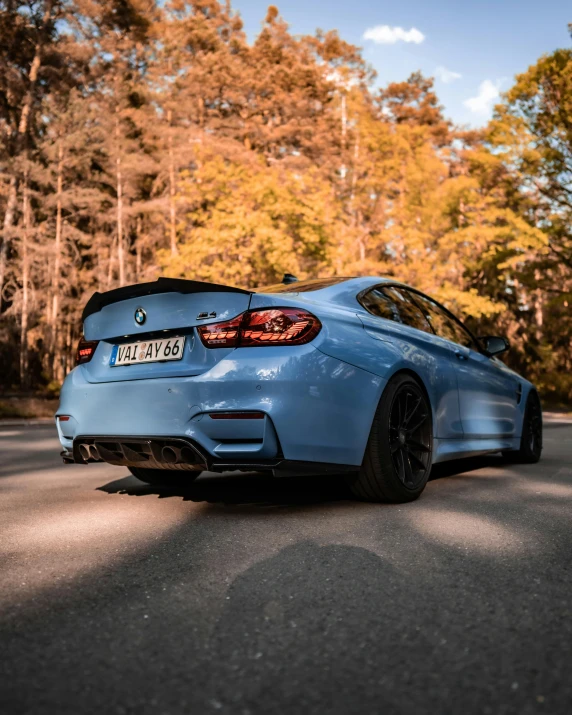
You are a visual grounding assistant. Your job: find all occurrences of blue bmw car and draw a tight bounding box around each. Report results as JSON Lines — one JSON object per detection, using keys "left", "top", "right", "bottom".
{"left": 56, "top": 276, "right": 542, "bottom": 502}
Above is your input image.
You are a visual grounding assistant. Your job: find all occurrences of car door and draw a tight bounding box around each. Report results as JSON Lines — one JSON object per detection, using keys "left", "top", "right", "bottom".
{"left": 358, "top": 285, "right": 463, "bottom": 440}
{"left": 409, "top": 291, "right": 520, "bottom": 438}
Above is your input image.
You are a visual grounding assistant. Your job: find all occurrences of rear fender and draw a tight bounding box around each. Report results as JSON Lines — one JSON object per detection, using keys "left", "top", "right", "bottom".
{"left": 313, "top": 310, "right": 462, "bottom": 440}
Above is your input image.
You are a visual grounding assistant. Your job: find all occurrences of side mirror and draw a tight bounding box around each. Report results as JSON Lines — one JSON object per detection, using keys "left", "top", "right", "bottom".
{"left": 479, "top": 335, "right": 509, "bottom": 356}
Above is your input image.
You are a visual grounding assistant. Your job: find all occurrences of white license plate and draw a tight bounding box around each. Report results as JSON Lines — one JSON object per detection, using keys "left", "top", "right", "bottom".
{"left": 110, "top": 336, "right": 185, "bottom": 366}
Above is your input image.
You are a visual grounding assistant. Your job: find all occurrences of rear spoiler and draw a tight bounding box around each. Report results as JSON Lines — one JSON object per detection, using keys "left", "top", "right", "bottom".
{"left": 82, "top": 278, "right": 251, "bottom": 322}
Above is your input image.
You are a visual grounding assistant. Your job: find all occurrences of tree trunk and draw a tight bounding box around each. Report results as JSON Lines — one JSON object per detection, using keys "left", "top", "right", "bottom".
{"left": 168, "top": 109, "right": 178, "bottom": 256}
{"left": 115, "top": 110, "right": 125, "bottom": 286}
{"left": 534, "top": 270, "right": 543, "bottom": 341}
{"left": 340, "top": 93, "right": 347, "bottom": 185}
{"left": 350, "top": 127, "right": 360, "bottom": 223}
{"left": 0, "top": 176, "right": 18, "bottom": 307}
{"left": 63, "top": 320, "right": 72, "bottom": 378}
{"left": 50, "top": 139, "right": 64, "bottom": 375}
{"left": 107, "top": 235, "right": 116, "bottom": 287}
{"left": 135, "top": 215, "right": 142, "bottom": 280}
{"left": 20, "top": 180, "right": 31, "bottom": 387}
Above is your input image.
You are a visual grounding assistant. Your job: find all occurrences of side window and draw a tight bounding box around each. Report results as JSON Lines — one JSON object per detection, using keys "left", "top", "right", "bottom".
{"left": 409, "top": 292, "right": 475, "bottom": 349}
{"left": 360, "top": 289, "right": 401, "bottom": 323}
{"left": 381, "top": 287, "right": 433, "bottom": 334}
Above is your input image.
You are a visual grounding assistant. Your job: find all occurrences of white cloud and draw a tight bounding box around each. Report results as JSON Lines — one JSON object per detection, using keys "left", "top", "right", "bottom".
{"left": 326, "top": 69, "right": 359, "bottom": 89}
{"left": 463, "top": 79, "right": 502, "bottom": 114}
{"left": 435, "top": 66, "right": 462, "bottom": 84}
{"left": 363, "top": 25, "right": 425, "bottom": 45}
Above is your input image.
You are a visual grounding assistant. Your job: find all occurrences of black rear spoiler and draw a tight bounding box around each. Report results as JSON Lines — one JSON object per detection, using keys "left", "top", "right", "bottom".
{"left": 82, "top": 278, "right": 251, "bottom": 322}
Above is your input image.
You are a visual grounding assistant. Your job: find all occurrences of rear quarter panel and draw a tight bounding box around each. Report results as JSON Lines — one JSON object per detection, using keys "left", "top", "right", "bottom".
{"left": 250, "top": 292, "right": 462, "bottom": 440}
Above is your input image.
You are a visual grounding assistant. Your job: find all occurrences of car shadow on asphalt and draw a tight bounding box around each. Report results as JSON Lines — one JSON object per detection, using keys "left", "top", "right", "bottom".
{"left": 97, "top": 454, "right": 503, "bottom": 508}
{"left": 428, "top": 454, "right": 507, "bottom": 480}
{"left": 97, "top": 471, "right": 352, "bottom": 508}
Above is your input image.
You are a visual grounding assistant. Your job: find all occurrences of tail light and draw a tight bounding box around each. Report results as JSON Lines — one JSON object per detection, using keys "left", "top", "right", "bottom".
{"left": 198, "top": 308, "right": 321, "bottom": 348}
{"left": 240, "top": 308, "right": 321, "bottom": 346}
{"left": 76, "top": 336, "right": 99, "bottom": 365}
{"left": 197, "top": 313, "right": 243, "bottom": 347}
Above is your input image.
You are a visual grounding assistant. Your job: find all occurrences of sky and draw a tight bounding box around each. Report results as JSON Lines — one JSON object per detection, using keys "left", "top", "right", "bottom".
{"left": 234, "top": 0, "right": 571, "bottom": 127}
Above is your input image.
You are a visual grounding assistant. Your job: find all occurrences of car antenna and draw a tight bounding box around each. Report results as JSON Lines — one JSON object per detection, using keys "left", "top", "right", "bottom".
{"left": 282, "top": 273, "right": 298, "bottom": 285}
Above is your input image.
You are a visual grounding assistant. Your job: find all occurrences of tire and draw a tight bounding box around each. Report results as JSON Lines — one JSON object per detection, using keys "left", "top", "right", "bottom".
{"left": 502, "top": 391, "right": 542, "bottom": 464}
{"left": 128, "top": 467, "right": 202, "bottom": 488}
{"left": 347, "top": 373, "right": 433, "bottom": 503}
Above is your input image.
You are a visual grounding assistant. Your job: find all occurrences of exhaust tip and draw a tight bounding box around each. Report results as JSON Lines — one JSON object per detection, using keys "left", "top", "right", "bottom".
{"left": 161, "top": 446, "right": 178, "bottom": 464}
{"left": 78, "top": 444, "right": 90, "bottom": 462}
{"left": 90, "top": 445, "right": 100, "bottom": 461}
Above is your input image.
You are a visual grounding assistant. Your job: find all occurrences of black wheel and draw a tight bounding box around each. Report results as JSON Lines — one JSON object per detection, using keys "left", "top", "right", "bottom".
{"left": 503, "top": 391, "right": 542, "bottom": 464}
{"left": 347, "top": 373, "right": 433, "bottom": 503}
{"left": 128, "top": 467, "right": 202, "bottom": 488}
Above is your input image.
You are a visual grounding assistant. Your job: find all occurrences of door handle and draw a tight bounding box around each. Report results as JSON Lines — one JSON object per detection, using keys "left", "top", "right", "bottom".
{"left": 454, "top": 350, "right": 469, "bottom": 361}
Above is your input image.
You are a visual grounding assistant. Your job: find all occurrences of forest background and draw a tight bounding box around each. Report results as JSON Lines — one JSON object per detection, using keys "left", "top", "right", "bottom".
{"left": 1, "top": 0, "right": 572, "bottom": 412}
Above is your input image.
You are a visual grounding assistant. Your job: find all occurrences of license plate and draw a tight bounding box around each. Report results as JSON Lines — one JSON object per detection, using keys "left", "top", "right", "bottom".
{"left": 110, "top": 336, "right": 185, "bottom": 367}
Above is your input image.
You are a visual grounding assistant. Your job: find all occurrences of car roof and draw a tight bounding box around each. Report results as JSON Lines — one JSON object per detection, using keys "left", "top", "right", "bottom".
{"left": 254, "top": 276, "right": 395, "bottom": 294}
{"left": 254, "top": 276, "right": 399, "bottom": 305}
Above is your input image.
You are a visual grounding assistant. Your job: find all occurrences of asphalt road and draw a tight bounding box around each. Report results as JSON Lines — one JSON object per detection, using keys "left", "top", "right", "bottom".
{"left": 1, "top": 423, "right": 571, "bottom": 715}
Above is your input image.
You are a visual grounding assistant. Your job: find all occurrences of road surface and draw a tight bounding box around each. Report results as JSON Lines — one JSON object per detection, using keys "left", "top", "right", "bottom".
{"left": 1, "top": 423, "right": 571, "bottom": 714}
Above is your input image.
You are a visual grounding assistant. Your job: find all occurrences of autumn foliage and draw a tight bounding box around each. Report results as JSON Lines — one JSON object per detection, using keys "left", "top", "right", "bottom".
{"left": 0, "top": 2, "right": 571, "bottom": 403}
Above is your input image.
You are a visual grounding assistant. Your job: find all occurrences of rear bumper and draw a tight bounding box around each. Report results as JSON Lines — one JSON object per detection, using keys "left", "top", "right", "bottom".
{"left": 61, "top": 435, "right": 359, "bottom": 476}
{"left": 56, "top": 345, "right": 385, "bottom": 468}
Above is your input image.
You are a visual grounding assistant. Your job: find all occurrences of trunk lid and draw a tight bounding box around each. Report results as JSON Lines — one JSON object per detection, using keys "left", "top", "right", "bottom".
{"left": 81, "top": 279, "right": 252, "bottom": 383}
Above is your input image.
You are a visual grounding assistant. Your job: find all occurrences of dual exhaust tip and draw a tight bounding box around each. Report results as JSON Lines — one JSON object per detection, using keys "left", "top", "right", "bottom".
{"left": 79, "top": 443, "right": 100, "bottom": 462}
{"left": 160, "top": 445, "right": 197, "bottom": 465}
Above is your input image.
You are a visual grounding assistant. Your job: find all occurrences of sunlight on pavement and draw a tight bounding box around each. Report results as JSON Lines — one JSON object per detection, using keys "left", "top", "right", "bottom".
{"left": 517, "top": 480, "right": 572, "bottom": 498}
{"left": 0, "top": 468, "right": 192, "bottom": 606}
{"left": 406, "top": 507, "right": 536, "bottom": 554}
{"left": 2, "top": 437, "right": 61, "bottom": 454}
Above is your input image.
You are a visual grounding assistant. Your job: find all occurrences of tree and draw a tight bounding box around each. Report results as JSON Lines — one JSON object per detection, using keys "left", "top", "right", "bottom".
{"left": 146, "top": 0, "right": 247, "bottom": 259}
{"left": 377, "top": 72, "right": 452, "bottom": 147}
{"left": 158, "top": 151, "right": 342, "bottom": 286}
{"left": 36, "top": 90, "right": 109, "bottom": 380}
{"left": 75, "top": 0, "right": 158, "bottom": 287}
{"left": 0, "top": 0, "right": 80, "bottom": 308}
{"left": 484, "top": 43, "right": 572, "bottom": 398}
{"left": 489, "top": 48, "right": 572, "bottom": 281}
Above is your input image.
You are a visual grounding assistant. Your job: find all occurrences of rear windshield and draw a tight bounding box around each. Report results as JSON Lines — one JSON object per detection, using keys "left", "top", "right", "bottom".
{"left": 254, "top": 277, "right": 352, "bottom": 294}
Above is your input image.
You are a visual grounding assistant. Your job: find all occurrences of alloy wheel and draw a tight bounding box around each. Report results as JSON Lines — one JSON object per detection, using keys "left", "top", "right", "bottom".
{"left": 388, "top": 384, "right": 432, "bottom": 489}
{"left": 527, "top": 394, "right": 543, "bottom": 455}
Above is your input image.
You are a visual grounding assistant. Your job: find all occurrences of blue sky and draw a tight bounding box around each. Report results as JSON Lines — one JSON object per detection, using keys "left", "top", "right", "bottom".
{"left": 234, "top": 0, "right": 571, "bottom": 127}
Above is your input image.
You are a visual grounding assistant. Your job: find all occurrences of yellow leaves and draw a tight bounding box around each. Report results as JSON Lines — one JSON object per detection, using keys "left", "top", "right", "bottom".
{"left": 159, "top": 156, "right": 340, "bottom": 287}
{"left": 447, "top": 206, "right": 548, "bottom": 271}
{"left": 435, "top": 285, "right": 505, "bottom": 319}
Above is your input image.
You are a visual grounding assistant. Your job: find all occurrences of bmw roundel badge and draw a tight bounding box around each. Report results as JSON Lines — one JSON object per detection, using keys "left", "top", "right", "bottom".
{"left": 134, "top": 307, "right": 146, "bottom": 326}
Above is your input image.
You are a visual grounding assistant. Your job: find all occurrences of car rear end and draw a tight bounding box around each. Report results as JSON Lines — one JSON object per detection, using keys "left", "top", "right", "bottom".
{"left": 56, "top": 278, "right": 384, "bottom": 475}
